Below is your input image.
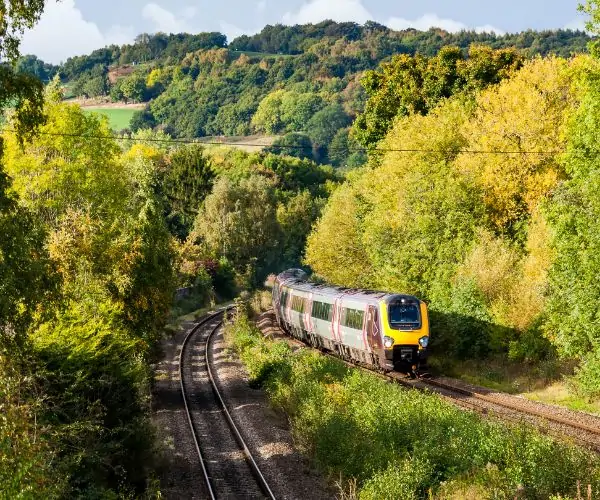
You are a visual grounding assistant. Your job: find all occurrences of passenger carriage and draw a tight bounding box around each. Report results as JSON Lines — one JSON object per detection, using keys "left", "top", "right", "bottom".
{"left": 272, "top": 269, "right": 429, "bottom": 374}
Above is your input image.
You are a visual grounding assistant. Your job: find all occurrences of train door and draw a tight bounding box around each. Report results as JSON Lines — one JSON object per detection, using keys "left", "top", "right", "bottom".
{"left": 302, "top": 292, "right": 313, "bottom": 334}
{"left": 366, "top": 304, "right": 382, "bottom": 352}
{"left": 331, "top": 297, "right": 341, "bottom": 344}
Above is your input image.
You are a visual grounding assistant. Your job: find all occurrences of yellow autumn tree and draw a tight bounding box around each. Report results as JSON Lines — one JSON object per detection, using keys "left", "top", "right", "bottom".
{"left": 456, "top": 56, "right": 579, "bottom": 231}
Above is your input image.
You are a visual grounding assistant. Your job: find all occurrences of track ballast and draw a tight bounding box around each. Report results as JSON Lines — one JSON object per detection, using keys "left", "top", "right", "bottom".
{"left": 180, "top": 310, "right": 276, "bottom": 499}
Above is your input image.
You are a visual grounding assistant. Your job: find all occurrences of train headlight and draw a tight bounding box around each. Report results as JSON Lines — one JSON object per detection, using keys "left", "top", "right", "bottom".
{"left": 383, "top": 336, "right": 394, "bottom": 348}
{"left": 418, "top": 336, "right": 429, "bottom": 348}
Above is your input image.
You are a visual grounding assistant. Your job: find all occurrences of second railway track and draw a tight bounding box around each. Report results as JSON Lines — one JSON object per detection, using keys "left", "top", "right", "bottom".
{"left": 180, "top": 310, "right": 276, "bottom": 499}
{"left": 259, "top": 310, "right": 600, "bottom": 453}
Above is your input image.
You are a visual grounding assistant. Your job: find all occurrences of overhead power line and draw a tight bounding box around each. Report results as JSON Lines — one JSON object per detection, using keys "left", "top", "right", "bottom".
{"left": 4, "top": 128, "right": 568, "bottom": 156}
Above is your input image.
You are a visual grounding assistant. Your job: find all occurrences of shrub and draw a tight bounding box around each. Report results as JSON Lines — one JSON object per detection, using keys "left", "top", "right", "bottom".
{"left": 226, "top": 310, "right": 600, "bottom": 499}
{"left": 573, "top": 350, "right": 600, "bottom": 400}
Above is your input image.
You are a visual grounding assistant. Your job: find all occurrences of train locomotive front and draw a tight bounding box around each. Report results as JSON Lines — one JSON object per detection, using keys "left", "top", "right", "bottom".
{"left": 272, "top": 269, "right": 429, "bottom": 374}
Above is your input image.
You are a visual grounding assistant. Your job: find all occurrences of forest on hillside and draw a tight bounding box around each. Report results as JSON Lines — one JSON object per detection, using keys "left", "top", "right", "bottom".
{"left": 15, "top": 22, "right": 591, "bottom": 167}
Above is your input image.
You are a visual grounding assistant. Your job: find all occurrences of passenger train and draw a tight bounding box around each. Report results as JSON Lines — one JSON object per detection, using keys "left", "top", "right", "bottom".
{"left": 272, "top": 269, "right": 429, "bottom": 374}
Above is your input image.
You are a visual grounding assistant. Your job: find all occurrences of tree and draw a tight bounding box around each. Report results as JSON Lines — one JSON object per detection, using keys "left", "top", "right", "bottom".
{"left": 15, "top": 54, "right": 57, "bottom": 81}
{"left": 0, "top": 1, "right": 47, "bottom": 61}
{"left": 3, "top": 89, "right": 127, "bottom": 226}
{"left": 353, "top": 45, "right": 523, "bottom": 147}
{"left": 306, "top": 104, "right": 351, "bottom": 161}
{"left": 158, "top": 144, "right": 215, "bottom": 240}
{"left": 192, "top": 175, "right": 281, "bottom": 284}
{"left": 279, "top": 91, "right": 325, "bottom": 131}
{"left": 544, "top": 61, "right": 600, "bottom": 359}
{"left": 456, "top": 57, "right": 573, "bottom": 233}
{"left": 328, "top": 127, "right": 366, "bottom": 168}
{"left": 251, "top": 90, "right": 285, "bottom": 134}
{"left": 120, "top": 72, "right": 147, "bottom": 103}
{"left": 267, "top": 132, "right": 314, "bottom": 160}
{"left": 82, "top": 74, "right": 108, "bottom": 97}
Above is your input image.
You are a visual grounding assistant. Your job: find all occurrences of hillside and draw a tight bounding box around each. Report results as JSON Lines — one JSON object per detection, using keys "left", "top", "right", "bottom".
{"left": 15, "top": 22, "right": 591, "bottom": 167}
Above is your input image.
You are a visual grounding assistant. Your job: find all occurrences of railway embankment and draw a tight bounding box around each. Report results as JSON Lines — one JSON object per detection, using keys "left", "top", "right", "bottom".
{"left": 236, "top": 307, "right": 600, "bottom": 499}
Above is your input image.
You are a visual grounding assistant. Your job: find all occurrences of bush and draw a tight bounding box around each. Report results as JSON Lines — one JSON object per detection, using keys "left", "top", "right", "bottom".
{"left": 573, "top": 350, "right": 600, "bottom": 400}
{"left": 226, "top": 310, "right": 600, "bottom": 499}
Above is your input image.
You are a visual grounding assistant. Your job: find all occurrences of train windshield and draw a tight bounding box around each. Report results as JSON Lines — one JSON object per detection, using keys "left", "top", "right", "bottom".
{"left": 388, "top": 301, "right": 421, "bottom": 329}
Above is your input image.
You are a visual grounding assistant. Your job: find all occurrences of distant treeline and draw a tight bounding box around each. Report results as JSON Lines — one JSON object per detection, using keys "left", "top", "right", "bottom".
{"left": 13, "top": 21, "right": 591, "bottom": 168}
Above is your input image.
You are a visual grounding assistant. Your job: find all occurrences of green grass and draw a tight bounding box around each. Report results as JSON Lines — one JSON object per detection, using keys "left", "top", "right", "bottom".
{"left": 83, "top": 108, "right": 138, "bottom": 131}
{"left": 225, "top": 308, "right": 600, "bottom": 499}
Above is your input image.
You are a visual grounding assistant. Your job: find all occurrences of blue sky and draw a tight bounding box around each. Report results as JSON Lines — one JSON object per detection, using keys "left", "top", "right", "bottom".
{"left": 20, "top": 0, "right": 587, "bottom": 64}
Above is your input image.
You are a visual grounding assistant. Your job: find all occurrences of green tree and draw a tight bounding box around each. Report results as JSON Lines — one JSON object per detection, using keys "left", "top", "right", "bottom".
{"left": 306, "top": 104, "right": 351, "bottom": 161}
{"left": 159, "top": 144, "right": 215, "bottom": 240}
{"left": 544, "top": 67, "right": 600, "bottom": 359}
{"left": 267, "top": 132, "right": 314, "bottom": 160}
{"left": 280, "top": 91, "right": 325, "bottom": 131}
{"left": 192, "top": 175, "right": 281, "bottom": 284}
{"left": 353, "top": 45, "right": 523, "bottom": 147}
{"left": 120, "top": 72, "right": 147, "bottom": 103}
{"left": 251, "top": 89, "right": 285, "bottom": 133}
{"left": 4, "top": 89, "right": 127, "bottom": 226}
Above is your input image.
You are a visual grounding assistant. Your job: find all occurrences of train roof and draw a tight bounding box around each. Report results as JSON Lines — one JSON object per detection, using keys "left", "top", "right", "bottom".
{"left": 276, "top": 270, "right": 420, "bottom": 303}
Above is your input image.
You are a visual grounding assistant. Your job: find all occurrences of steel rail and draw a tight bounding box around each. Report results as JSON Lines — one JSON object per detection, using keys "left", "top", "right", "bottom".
{"left": 179, "top": 310, "right": 224, "bottom": 500}
{"left": 205, "top": 317, "right": 277, "bottom": 500}
{"left": 418, "top": 377, "right": 600, "bottom": 438}
{"left": 269, "top": 314, "right": 600, "bottom": 448}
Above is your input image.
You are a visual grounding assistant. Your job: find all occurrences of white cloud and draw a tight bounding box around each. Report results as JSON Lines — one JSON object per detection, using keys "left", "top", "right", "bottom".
{"left": 564, "top": 18, "right": 587, "bottom": 31}
{"left": 283, "top": 0, "right": 371, "bottom": 25}
{"left": 220, "top": 21, "right": 254, "bottom": 43}
{"left": 283, "top": 0, "right": 505, "bottom": 34}
{"left": 386, "top": 13, "right": 505, "bottom": 35}
{"left": 142, "top": 3, "right": 195, "bottom": 34}
{"left": 20, "top": 0, "right": 135, "bottom": 64}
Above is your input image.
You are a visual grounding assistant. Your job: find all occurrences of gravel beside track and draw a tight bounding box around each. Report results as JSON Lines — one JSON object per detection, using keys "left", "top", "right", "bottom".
{"left": 152, "top": 314, "right": 215, "bottom": 499}
{"left": 152, "top": 308, "right": 332, "bottom": 499}
{"left": 257, "top": 309, "right": 600, "bottom": 453}
{"left": 181, "top": 311, "right": 268, "bottom": 499}
{"left": 210, "top": 328, "right": 333, "bottom": 500}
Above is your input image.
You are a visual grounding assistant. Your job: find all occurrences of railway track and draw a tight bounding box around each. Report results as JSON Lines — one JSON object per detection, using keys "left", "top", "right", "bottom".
{"left": 180, "top": 310, "right": 276, "bottom": 499}
{"left": 259, "top": 311, "right": 600, "bottom": 453}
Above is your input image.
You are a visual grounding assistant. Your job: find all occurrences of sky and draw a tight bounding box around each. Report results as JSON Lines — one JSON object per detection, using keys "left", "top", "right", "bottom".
{"left": 20, "top": 0, "right": 588, "bottom": 64}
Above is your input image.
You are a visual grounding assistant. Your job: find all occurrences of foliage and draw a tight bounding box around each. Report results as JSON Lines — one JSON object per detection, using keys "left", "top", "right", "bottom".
{"left": 15, "top": 53, "right": 58, "bottom": 81}
{"left": 267, "top": 132, "right": 314, "bottom": 160}
{"left": 0, "top": 355, "right": 65, "bottom": 499}
{"left": 192, "top": 175, "right": 281, "bottom": 285}
{"left": 227, "top": 311, "right": 600, "bottom": 499}
{"left": 0, "top": 0, "right": 46, "bottom": 61}
{"left": 54, "top": 22, "right": 590, "bottom": 166}
{"left": 307, "top": 57, "right": 586, "bottom": 362}
{"left": 3, "top": 90, "right": 127, "bottom": 225}
{"left": 0, "top": 165, "right": 57, "bottom": 349}
{"left": 157, "top": 144, "right": 215, "bottom": 240}
{"left": 353, "top": 45, "right": 524, "bottom": 147}
{"left": 544, "top": 64, "right": 600, "bottom": 364}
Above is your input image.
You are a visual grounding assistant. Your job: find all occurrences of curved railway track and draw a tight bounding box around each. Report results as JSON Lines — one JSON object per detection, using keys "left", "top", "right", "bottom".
{"left": 180, "top": 309, "right": 276, "bottom": 499}
{"left": 260, "top": 311, "right": 600, "bottom": 453}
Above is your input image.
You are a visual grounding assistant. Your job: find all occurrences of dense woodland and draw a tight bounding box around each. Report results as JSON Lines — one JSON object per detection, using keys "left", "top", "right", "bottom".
{"left": 15, "top": 22, "right": 591, "bottom": 167}
{"left": 4, "top": 2, "right": 600, "bottom": 498}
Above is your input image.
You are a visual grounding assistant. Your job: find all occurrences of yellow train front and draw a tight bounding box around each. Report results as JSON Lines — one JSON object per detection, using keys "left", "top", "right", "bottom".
{"left": 273, "top": 269, "right": 429, "bottom": 374}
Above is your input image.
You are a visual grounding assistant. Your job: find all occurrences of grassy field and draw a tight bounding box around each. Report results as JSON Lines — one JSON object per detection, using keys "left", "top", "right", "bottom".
{"left": 83, "top": 107, "right": 138, "bottom": 131}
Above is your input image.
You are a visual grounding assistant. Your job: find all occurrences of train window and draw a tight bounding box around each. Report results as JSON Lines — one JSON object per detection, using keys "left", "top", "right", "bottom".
{"left": 341, "top": 308, "right": 364, "bottom": 330}
{"left": 303, "top": 298, "right": 311, "bottom": 315}
{"left": 388, "top": 300, "right": 421, "bottom": 329}
{"left": 291, "top": 295, "right": 304, "bottom": 312}
{"left": 311, "top": 301, "right": 333, "bottom": 321}
{"left": 280, "top": 290, "right": 289, "bottom": 309}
